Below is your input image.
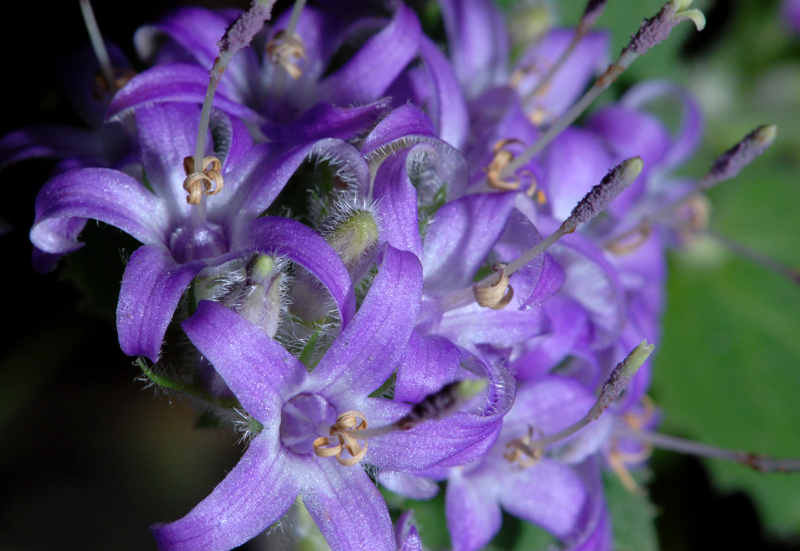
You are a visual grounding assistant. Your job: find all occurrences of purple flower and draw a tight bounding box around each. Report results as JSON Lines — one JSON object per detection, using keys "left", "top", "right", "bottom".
{"left": 783, "top": 0, "right": 800, "bottom": 34}
{"left": 30, "top": 102, "right": 361, "bottom": 361}
{"left": 153, "top": 246, "right": 509, "bottom": 551}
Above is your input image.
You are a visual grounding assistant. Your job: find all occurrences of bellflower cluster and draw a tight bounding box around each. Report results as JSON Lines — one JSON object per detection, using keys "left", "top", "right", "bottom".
{"left": 12, "top": 0, "right": 795, "bottom": 550}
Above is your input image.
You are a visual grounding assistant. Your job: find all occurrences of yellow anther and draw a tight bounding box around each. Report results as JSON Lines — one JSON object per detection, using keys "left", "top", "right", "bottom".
{"left": 606, "top": 225, "right": 652, "bottom": 256}
{"left": 92, "top": 67, "right": 136, "bottom": 99}
{"left": 473, "top": 263, "right": 515, "bottom": 310}
{"left": 609, "top": 396, "right": 656, "bottom": 494}
{"left": 266, "top": 30, "right": 307, "bottom": 80}
{"left": 485, "top": 139, "right": 529, "bottom": 192}
{"left": 182, "top": 156, "right": 224, "bottom": 205}
{"left": 504, "top": 427, "right": 542, "bottom": 468}
{"left": 528, "top": 107, "right": 550, "bottom": 126}
{"left": 535, "top": 189, "right": 547, "bottom": 205}
{"left": 312, "top": 410, "right": 369, "bottom": 467}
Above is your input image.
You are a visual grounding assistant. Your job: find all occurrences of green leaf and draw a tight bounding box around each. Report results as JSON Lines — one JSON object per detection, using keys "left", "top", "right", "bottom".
{"left": 604, "top": 472, "right": 659, "bottom": 551}
{"left": 511, "top": 520, "right": 555, "bottom": 551}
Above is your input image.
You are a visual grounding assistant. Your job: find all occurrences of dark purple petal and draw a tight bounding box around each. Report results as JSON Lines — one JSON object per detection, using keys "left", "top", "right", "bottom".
{"left": 182, "top": 300, "right": 308, "bottom": 419}
{"left": 302, "top": 459, "right": 395, "bottom": 551}
{"left": 416, "top": 36, "right": 469, "bottom": 150}
{"left": 0, "top": 124, "right": 125, "bottom": 170}
{"left": 394, "top": 331, "right": 460, "bottom": 403}
{"left": 107, "top": 64, "right": 262, "bottom": 123}
{"left": 320, "top": 5, "right": 422, "bottom": 105}
{"left": 421, "top": 192, "right": 517, "bottom": 292}
{"left": 136, "top": 7, "right": 257, "bottom": 95}
{"left": 117, "top": 246, "right": 208, "bottom": 360}
{"left": 31, "top": 168, "right": 168, "bottom": 255}
{"left": 784, "top": 0, "right": 800, "bottom": 33}
{"left": 243, "top": 216, "right": 356, "bottom": 326}
{"left": 151, "top": 437, "right": 299, "bottom": 551}
{"left": 312, "top": 246, "right": 422, "bottom": 398}
{"left": 372, "top": 149, "right": 423, "bottom": 257}
{"left": 439, "top": 0, "right": 509, "bottom": 99}
{"left": 446, "top": 469, "right": 503, "bottom": 551}
{"left": 262, "top": 99, "right": 391, "bottom": 144}
{"left": 563, "top": 458, "right": 612, "bottom": 551}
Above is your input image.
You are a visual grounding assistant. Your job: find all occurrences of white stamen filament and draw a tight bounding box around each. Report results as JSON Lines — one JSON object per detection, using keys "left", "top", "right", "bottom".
{"left": 79, "top": 0, "right": 116, "bottom": 91}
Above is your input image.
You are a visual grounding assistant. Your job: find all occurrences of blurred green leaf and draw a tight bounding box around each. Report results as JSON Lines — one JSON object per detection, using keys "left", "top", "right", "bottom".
{"left": 605, "top": 472, "right": 659, "bottom": 551}
{"left": 653, "top": 152, "right": 800, "bottom": 537}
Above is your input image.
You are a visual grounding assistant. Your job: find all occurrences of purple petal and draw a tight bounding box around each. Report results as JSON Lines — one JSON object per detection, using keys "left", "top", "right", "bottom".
{"left": 416, "top": 36, "right": 469, "bottom": 150}
{"left": 784, "top": 0, "right": 800, "bottom": 33}
{"left": 421, "top": 192, "right": 517, "bottom": 292}
{"left": 117, "top": 246, "right": 207, "bottom": 361}
{"left": 439, "top": 0, "right": 509, "bottom": 99}
{"left": 563, "top": 458, "right": 612, "bottom": 551}
{"left": 224, "top": 139, "right": 369, "bottom": 244}
{"left": 320, "top": 5, "right": 422, "bottom": 105}
{"left": 31, "top": 168, "right": 168, "bottom": 255}
{"left": 446, "top": 469, "right": 503, "bottom": 551}
{"left": 151, "top": 437, "right": 299, "bottom": 551}
{"left": 107, "top": 64, "right": 262, "bottom": 123}
{"left": 182, "top": 300, "right": 308, "bottom": 419}
{"left": 395, "top": 511, "right": 423, "bottom": 551}
{"left": 262, "top": 99, "right": 392, "bottom": 144}
{"left": 394, "top": 331, "right": 460, "bottom": 403}
{"left": 242, "top": 216, "right": 356, "bottom": 326}
{"left": 312, "top": 246, "right": 422, "bottom": 397}
{"left": 302, "top": 458, "right": 395, "bottom": 551}
{"left": 361, "top": 104, "right": 437, "bottom": 159}
{"left": 372, "top": 149, "right": 423, "bottom": 257}
{"left": 364, "top": 400, "right": 502, "bottom": 472}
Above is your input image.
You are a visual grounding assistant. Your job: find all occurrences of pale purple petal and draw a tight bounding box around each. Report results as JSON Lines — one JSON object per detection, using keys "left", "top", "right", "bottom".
{"left": 437, "top": 301, "right": 550, "bottom": 350}
{"left": 312, "top": 246, "right": 422, "bottom": 397}
{"left": 243, "top": 216, "right": 356, "bottom": 326}
{"left": 446, "top": 469, "right": 503, "bottom": 551}
{"left": 378, "top": 470, "right": 440, "bottom": 500}
{"left": 395, "top": 511, "right": 423, "bottom": 551}
{"left": 394, "top": 331, "right": 460, "bottom": 403}
{"left": 498, "top": 460, "right": 586, "bottom": 538}
{"left": 117, "top": 246, "right": 208, "bottom": 361}
{"left": 421, "top": 192, "right": 517, "bottom": 292}
{"left": 516, "top": 30, "right": 609, "bottom": 121}
{"left": 107, "top": 65, "right": 262, "bottom": 123}
{"left": 182, "top": 300, "right": 308, "bottom": 418}
{"left": 372, "top": 150, "right": 423, "bottom": 257}
{"left": 302, "top": 459, "right": 395, "bottom": 551}
{"left": 542, "top": 127, "right": 614, "bottom": 222}
{"left": 321, "top": 5, "right": 421, "bottom": 105}
{"left": 439, "top": 0, "right": 509, "bottom": 99}
{"left": 31, "top": 168, "right": 168, "bottom": 255}
{"left": 620, "top": 80, "right": 703, "bottom": 170}
{"left": 151, "top": 438, "right": 299, "bottom": 551}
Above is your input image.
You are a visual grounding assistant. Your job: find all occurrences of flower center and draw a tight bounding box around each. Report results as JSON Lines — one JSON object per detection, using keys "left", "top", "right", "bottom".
{"left": 169, "top": 221, "right": 228, "bottom": 264}
{"left": 280, "top": 393, "right": 338, "bottom": 453}
{"left": 312, "top": 410, "right": 369, "bottom": 467}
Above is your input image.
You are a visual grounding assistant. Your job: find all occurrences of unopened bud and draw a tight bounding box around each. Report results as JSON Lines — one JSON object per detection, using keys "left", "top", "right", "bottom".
{"left": 561, "top": 157, "right": 643, "bottom": 233}
{"left": 589, "top": 340, "right": 654, "bottom": 419}
{"left": 324, "top": 206, "right": 379, "bottom": 280}
{"left": 579, "top": 0, "right": 608, "bottom": 34}
{"left": 701, "top": 125, "right": 778, "bottom": 190}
